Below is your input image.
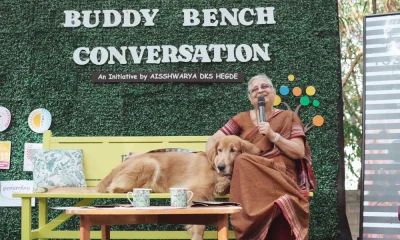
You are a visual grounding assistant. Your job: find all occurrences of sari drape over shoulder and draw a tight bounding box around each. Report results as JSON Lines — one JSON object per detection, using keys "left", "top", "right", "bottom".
{"left": 220, "top": 110, "right": 317, "bottom": 240}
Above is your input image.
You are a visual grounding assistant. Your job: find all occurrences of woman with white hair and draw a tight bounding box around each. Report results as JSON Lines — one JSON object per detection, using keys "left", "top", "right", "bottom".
{"left": 206, "top": 74, "right": 316, "bottom": 240}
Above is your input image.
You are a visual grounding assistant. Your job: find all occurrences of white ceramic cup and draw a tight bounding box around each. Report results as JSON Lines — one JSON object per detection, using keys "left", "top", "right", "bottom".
{"left": 170, "top": 188, "right": 194, "bottom": 207}
{"left": 126, "top": 188, "right": 151, "bottom": 207}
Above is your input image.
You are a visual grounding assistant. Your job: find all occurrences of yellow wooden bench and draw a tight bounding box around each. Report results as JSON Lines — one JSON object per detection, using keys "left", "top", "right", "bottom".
{"left": 13, "top": 130, "right": 313, "bottom": 239}
{"left": 13, "top": 130, "right": 233, "bottom": 240}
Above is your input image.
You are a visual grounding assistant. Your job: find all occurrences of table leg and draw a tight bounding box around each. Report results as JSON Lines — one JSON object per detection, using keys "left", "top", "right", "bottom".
{"left": 80, "top": 216, "right": 90, "bottom": 240}
{"left": 101, "top": 225, "right": 110, "bottom": 240}
{"left": 217, "top": 215, "right": 229, "bottom": 240}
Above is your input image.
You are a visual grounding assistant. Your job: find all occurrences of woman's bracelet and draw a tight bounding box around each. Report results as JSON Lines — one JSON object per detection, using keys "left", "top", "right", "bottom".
{"left": 271, "top": 133, "right": 281, "bottom": 143}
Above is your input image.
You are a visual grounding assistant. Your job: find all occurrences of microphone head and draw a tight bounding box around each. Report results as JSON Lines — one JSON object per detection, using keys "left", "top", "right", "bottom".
{"left": 258, "top": 96, "right": 265, "bottom": 106}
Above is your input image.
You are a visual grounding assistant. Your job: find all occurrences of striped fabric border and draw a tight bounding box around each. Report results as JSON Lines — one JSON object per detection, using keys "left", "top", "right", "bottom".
{"left": 250, "top": 204, "right": 280, "bottom": 239}
{"left": 276, "top": 195, "right": 307, "bottom": 240}
{"left": 220, "top": 118, "right": 241, "bottom": 135}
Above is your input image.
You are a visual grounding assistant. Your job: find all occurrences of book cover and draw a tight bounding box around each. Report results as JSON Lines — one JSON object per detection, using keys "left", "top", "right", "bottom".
{"left": 0, "top": 141, "right": 11, "bottom": 169}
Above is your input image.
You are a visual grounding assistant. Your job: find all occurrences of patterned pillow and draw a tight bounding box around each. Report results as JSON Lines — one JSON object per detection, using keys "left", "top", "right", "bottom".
{"left": 31, "top": 149, "right": 86, "bottom": 193}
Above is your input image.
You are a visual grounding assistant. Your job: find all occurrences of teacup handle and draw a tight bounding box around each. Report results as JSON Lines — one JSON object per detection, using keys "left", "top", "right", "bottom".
{"left": 187, "top": 191, "right": 194, "bottom": 203}
{"left": 126, "top": 192, "right": 134, "bottom": 205}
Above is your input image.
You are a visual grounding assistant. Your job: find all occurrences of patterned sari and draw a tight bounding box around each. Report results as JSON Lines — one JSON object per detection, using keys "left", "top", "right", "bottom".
{"left": 220, "top": 110, "right": 317, "bottom": 240}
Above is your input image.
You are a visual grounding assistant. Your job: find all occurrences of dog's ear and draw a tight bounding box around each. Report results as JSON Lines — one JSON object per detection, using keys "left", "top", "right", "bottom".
{"left": 240, "top": 139, "right": 261, "bottom": 155}
{"left": 206, "top": 139, "right": 219, "bottom": 166}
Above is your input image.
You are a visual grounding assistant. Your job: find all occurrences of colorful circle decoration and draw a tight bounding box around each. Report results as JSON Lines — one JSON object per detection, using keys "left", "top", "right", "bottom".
{"left": 292, "top": 87, "right": 302, "bottom": 96}
{"left": 313, "top": 115, "right": 324, "bottom": 127}
{"left": 306, "top": 86, "right": 316, "bottom": 96}
{"left": 288, "top": 74, "right": 295, "bottom": 81}
{"left": 274, "top": 95, "right": 281, "bottom": 106}
{"left": 28, "top": 108, "right": 52, "bottom": 133}
{"left": 0, "top": 106, "right": 11, "bottom": 132}
{"left": 313, "top": 100, "right": 320, "bottom": 107}
{"left": 300, "top": 96, "right": 310, "bottom": 106}
{"left": 279, "top": 86, "right": 289, "bottom": 95}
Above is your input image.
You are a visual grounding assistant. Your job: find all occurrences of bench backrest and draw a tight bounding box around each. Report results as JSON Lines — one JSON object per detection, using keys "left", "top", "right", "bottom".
{"left": 42, "top": 130, "right": 209, "bottom": 187}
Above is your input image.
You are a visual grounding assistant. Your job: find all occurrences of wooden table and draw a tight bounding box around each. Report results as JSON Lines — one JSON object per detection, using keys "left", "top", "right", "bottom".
{"left": 66, "top": 206, "right": 241, "bottom": 240}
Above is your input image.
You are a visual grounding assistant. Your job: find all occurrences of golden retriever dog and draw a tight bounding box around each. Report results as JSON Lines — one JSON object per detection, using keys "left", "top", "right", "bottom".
{"left": 96, "top": 135, "right": 260, "bottom": 240}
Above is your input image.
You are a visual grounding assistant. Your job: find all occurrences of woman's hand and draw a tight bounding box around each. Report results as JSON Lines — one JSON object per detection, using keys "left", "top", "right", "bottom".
{"left": 259, "top": 122, "right": 305, "bottom": 159}
{"left": 258, "top": 122, "right": 275, "bottom": 139}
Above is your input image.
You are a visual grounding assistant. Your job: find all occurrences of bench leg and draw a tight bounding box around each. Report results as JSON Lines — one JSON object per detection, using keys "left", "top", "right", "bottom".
{"left": 80, "top": 216, "right": 90, "bottom": 240}
{"left": 101, "top": 225, "right": 110, "bottom": 240}
{"left": 217, "top": 215, "right": 229, "bottom": 240}
{"left": 21, "top": 198, "right": 32, "bottom": 240}
{"left": 38, "top": 198, "right": 48, "bottom": 240}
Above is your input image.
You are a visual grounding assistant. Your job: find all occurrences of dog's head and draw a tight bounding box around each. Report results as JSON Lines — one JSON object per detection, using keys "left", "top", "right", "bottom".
{"left": 207, "top": 135, "right": 260, "bottom": 176}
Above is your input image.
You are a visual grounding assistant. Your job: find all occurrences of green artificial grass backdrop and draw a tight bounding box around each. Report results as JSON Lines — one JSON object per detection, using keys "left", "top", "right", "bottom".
{"left": 0, "top": 0, "right": 341, "bottom": 239}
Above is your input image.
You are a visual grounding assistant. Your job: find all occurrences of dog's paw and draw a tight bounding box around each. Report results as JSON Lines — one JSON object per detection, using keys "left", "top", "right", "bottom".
{"left": 214, "top": 175, "right": 231, "bottom": 195}
{"left": 96, "top": 186, "right": 107, "bottom": 193}
{"left": 214, "top": 182, "right": 230, "bottom": 195}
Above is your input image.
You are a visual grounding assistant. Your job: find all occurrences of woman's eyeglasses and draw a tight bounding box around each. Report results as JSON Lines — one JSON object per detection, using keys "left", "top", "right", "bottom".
{"left": 249, "top": 84, "right": 272, "bottom": 94}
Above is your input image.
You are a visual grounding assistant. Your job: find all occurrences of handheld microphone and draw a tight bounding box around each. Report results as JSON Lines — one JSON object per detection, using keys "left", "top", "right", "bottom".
{"left": 258, "top": 96, "right": 266, "bottom": 122}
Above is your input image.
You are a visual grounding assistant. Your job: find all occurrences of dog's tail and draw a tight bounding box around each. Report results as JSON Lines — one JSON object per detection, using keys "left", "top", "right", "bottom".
{"left": 96, "top": 169, "right": 115, "bottom": 193}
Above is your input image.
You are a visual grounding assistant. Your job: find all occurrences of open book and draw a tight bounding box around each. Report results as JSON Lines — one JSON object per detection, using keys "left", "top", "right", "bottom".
{"left": 191, "top": 201, "right": 241, "bottom": 207}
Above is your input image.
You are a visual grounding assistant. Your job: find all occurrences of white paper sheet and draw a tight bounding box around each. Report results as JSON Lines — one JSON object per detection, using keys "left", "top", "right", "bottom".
{"left": 23, "top": 143, "right": 42, "bottom": 171}
{"left": 0, "top": 180, "right": 35, "bottom": 207}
